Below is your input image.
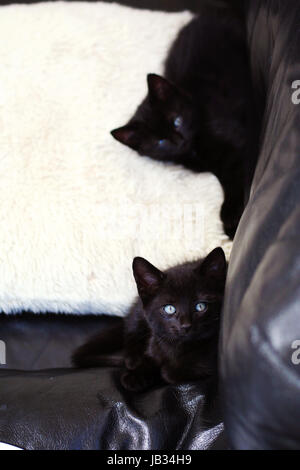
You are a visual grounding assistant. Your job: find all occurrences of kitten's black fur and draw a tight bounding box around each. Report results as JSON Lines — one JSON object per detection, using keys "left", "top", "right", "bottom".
{"left": 72, "top": 247, "right": 227, "bottom": 393}
{"left": 111, "top": 5, "right": 254, "bottom": 239}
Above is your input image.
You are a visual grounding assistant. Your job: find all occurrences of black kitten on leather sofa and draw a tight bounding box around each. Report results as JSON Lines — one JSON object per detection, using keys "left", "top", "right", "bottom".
{"left": 0, "top": 0, "right": 299, "bottom": 450}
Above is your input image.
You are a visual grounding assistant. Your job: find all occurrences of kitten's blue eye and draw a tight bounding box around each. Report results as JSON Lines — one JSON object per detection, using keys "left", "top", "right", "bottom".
{"left": 158, "top": 139, "right": 166, "bottom": 147}
{"left": 173, "top": 116, "right": 183, "bottom": 129}
{"left": 163, "top": 305, "right": 176, "bottom": 315}
{"left": 195, "top": 302, "right": 207, "bottom": 313}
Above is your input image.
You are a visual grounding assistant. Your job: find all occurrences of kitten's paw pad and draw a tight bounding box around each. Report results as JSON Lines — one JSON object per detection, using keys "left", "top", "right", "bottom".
{"left": 121, "top": 371, "right": 152, "bottom": 392}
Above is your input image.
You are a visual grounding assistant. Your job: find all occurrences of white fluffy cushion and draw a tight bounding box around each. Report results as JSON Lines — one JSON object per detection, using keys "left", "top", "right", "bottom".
{"left": 0, "top": 2, "right": 232, "bottom": 315}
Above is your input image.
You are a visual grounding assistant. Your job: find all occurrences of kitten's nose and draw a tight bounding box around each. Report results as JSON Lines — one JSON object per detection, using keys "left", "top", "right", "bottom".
{"left": 181, "top": 323, "right": 192, "bottom": 333}
{"left": 172, "top": 133, "right": 184, "bottom": 145}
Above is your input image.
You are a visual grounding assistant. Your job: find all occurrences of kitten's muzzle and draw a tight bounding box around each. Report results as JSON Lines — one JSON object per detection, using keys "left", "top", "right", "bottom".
{"left": 171, "top": 133, "right": 184, "bottom": 146}
{"left": 181, "top": 323, "right": 192, "bottom": 333}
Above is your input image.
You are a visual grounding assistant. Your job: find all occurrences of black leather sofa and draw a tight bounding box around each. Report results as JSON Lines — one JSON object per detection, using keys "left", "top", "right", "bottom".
{"left": 221, "top": 0, "right": 300, "bottom": 450}
{"left": 0, "top": 0, "right": 299, "bottom": 450}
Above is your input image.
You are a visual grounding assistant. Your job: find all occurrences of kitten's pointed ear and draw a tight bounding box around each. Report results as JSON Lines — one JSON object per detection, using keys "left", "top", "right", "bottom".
{"left": 111, "top": 125, "right": 141, "bottom": 150}
{"left": 195, "top": 248, "right": 227, "bottom": 287}
{"left": 147, "top": 74, "right": 175, "bottom": 102}
{"left": 132, "top": 257, "right": 165, "bottom": 304}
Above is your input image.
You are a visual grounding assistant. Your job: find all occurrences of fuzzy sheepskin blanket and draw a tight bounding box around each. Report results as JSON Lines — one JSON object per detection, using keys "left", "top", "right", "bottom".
{"left": 0, "top": 2, "right": 232, "bottom": 315}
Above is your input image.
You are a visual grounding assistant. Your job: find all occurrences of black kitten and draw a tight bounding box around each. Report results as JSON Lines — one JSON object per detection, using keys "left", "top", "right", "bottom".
{"left": 111, "top": 6, "right": 253, "bottom": 239}
{"left": 72, "top": 247, "right": 227, "bottom": 393}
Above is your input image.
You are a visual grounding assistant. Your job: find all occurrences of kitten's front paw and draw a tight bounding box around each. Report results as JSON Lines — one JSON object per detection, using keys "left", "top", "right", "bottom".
{"left": 121, "top": 370, "right": 153, "bottom": 392}
{"left": 223, "top": 220, "right": 238, "bottom": 240}
{"left": 124, "top": 355, "right": 142, "bottom": 370}
{"left": 221, "top": 203, "right": 242, "bottom": 239}
{"left": 161, "top": 367, "right": 178, "bottom": 385}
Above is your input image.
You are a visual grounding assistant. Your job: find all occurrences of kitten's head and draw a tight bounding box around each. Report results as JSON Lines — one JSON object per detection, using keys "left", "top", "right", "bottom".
{"left": 111, "top": 74, "right": 197, "bottom": 162}
{"left": 132, "top": 247, "right": 227, "bottom": 341}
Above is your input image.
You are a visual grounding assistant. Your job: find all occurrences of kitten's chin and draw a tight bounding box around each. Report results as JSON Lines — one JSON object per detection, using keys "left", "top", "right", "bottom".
{"left": 175, "top": 331, "right": 193, "bottom": 341}
{"left": 139, "top": 151, "right": 180, "bottom": 164}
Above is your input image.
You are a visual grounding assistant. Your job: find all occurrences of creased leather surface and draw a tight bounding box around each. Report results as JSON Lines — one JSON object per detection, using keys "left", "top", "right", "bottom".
{"left": 221, "top": 0, "right": 300, "bottom": 450}
{"left": 0, "top": 314, "right": 226, "bottom": 450}
{"left": 0, "top": 367, "right": 224, "bottom": 450}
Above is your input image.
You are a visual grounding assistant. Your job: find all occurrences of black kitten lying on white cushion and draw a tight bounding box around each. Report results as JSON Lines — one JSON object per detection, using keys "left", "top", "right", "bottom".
{"left": 111, "top": 5, "right": 253, "bottom": 239}
{"left": 72, "top": 247, "right": 227, "bottom": 393}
